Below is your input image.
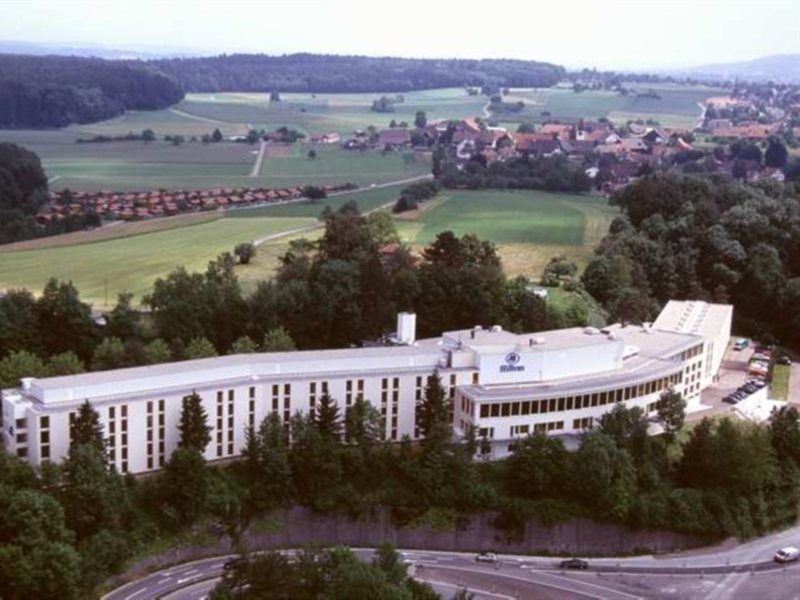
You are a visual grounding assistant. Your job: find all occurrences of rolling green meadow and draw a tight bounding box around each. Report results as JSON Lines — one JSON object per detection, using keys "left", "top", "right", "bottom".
{"left": 0, "top": 216, "right": 315, "bottom": 306}
{"left": 0, "top": 185, "right": 407, "bottom": 305}
{"left": 395, "top": 189, "right": 619, "bottom": 276}
{"left": 0, "top": 184, "right": 617, "bottom": 306}
{"left": 501, "top": 82, "right": 723, "bottom": 129}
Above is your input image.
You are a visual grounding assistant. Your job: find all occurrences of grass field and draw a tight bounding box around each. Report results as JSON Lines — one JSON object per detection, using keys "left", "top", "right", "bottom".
{"left": 0, "top": 216, "right": 315, "bottom": 306}
{"left": 501, "top": 82, "right": 724, "bottom": 129}
{"left": 0, "top": 128, "right": 428, "bottom": 192}
{"left": 0, "top": 184, "right": 408, "bottom": 305}
{"left": 770, "top": 364, "right": 790, "bottom": 401}
{"left": 395, "top": 189, "right": 618, "bottom": 276}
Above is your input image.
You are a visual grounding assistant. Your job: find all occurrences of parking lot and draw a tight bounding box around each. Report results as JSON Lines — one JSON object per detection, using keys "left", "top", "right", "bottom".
{"left": 693, "top": 342, "right": 756, "bottom": 420}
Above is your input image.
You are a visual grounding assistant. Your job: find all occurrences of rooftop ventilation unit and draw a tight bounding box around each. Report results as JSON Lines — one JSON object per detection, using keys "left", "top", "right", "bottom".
{"left": 584, "top": 327, "right": 600, "bottom": 335}
{"left": 491, "top": 325, "right": 503, "bottom": 333}
{"left": 529, "top": 337, "right": 546, "bottom": 346}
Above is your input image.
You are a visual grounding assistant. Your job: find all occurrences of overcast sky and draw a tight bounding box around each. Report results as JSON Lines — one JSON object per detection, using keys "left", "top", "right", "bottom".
{"left": 3, "top": 0, "right": 799, "bottom": 70}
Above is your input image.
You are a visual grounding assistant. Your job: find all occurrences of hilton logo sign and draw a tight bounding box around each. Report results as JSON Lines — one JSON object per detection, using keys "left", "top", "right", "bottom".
{"left": 500, "top": 352, "right": 525, "bottom": 373}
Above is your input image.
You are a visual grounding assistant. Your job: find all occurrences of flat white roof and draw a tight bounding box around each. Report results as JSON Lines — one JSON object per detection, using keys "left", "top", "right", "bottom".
{"left": 653, "top": 300, "right": 732, "bottom": 340}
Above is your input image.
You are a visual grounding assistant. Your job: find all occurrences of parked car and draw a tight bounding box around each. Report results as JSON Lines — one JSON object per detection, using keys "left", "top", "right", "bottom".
{"left": 559, "top": 558, "right": 589, "bottom": 570}
{"left": 475, "top": 552, "right": 498, "bottom": 563}
{"left": 734, "top": 338, "right": 750, "bottom": 351}
{"left": 752, "top": 353, "right": 771, "bottom": 362}
{"left": 723, "top": 395, "right": 739, "bottom": 405}
{"left": 777, "top": 356, "right": 792, "bottom": 366}
{"left": 747, "top": 379, "right": 766, "bottom": 389}
{"left": 774, "top": 547, "right": 799, "bottom": 563}
{"left": 742, "top": 384, "right": 759, "bottom": 394}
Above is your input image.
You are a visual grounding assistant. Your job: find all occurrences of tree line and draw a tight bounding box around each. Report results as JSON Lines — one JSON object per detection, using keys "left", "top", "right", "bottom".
{"left": 437, "top": 152, "right": 592, "bottom": 194}
{"left": 580, "top": 172, "right": 800, "bottom": 349}
{"left": 0, "top": 143, "right": 105, "bottom": 244}
{"left": 0, "top": 54, "right": 184, "bottom": 128}
{"left": 147, "top": 53, "right": 566, "bottom": 94}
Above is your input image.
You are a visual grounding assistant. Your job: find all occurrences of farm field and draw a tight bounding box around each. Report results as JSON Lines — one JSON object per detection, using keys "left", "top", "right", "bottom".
{"left": 0, "top": 184, "right": 409, "bottom": 305}
{"left": 394, "top": 189, "right": 619, "bottom": 276}
{"left": 0, "top": 216, "right": 315, "bottom": 307}
{"left": 0, "top": 128, "right": 428, "bottom": 192}
{"left": 500, "top": 82, "right": 724, "bottom": 128}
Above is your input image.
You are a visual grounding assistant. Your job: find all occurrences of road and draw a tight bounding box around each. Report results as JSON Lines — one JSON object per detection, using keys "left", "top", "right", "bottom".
{"left": 104, "top": 525, "right": 800, "bottom": 600}
{"left": 238, "top": 173, "right": 434, "bottom": 246}
{"left": 249, "top": 140, "right": 266, "bottom": 177}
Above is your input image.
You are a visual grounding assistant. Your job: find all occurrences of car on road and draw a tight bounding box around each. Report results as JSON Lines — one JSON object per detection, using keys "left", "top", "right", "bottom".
{"left": 223, "top": 557, "right": 248, "bottom": 572}
{"left": 559, "top": 558, "right": 589, "bottom": 570}
{"left": 475, "top": 552, "right": 498, "bottom": 563}
{"left": 774, "top": 547, "right": 799, "bottom": 563}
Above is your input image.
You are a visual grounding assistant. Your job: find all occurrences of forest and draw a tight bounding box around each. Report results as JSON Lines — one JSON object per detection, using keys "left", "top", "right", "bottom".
{"left": 0, "top": 54, "right": 184, "bottom": 128}
{"left": 580, "top": 173, "right": 800, "bottom": 349}
{"left": 0, "top": 143, "right": 101, "bottom": 243}
{"left": 147, "top": 53, "right": 566, "bottom": 93}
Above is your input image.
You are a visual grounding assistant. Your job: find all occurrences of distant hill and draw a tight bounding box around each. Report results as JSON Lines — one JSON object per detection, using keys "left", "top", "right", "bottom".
{"left": 664, "top": 54, "right": 800, "bottom": 83}
{"left": 0, "top": 40, "right": 200, "bottom": 60}
{"left": 0, "top": 54, "right": 184, "bottom": 128}
{"left": 147, "top": 53, "right": 566, "bottom": 93}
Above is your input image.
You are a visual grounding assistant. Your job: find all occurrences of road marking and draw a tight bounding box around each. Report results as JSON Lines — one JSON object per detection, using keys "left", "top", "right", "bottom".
{"left": 123, "top": 587, "right": 147, "bottom": 600}
{"left": 177, "top": 573, "right": 204, "bottom": 584}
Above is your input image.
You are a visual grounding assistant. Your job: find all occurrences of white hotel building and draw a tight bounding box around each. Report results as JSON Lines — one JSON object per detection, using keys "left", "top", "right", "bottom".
{"left": 2, "top": 301, "right": 732, "bottom": 472}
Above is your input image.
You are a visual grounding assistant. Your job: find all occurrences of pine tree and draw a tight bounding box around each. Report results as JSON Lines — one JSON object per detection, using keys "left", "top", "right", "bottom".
{"left": 178, "top": 391, "right": 212, "bottom": 452}
{"left": 418, "top": 369, "right": 450, "bottom": 448}
{"left": 314, "top": 394, "right": 342, "bottom": 440}
{"left": 70, "top": 399, "right": 105, "bottom": 452}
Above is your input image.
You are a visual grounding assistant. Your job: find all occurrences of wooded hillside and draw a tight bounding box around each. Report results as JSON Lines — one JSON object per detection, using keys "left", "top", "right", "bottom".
{"left": 0, "top": 54, "right": 184, "bottom": 128}
{"left": 148, "top": 53, "right": 566, "bottom": 93}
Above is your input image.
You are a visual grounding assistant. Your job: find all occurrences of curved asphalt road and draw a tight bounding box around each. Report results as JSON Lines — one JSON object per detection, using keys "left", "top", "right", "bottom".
{"left": 104, "top": 525, "right": 800, "bottom": 600}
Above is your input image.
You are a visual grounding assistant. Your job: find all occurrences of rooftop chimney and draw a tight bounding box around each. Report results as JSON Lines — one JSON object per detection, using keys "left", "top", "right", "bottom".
{"left": 396, "top": 312, "right": 416, "bottom": 345}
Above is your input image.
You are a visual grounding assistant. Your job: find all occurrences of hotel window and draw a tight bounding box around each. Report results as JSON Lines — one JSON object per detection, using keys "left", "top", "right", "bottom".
{"left": 490, "top": 404, "right": 500, "bottom": 417}
{"left": 478, "top": 427, "right": 494, "bottom": 439}
{"left": 557, "top": 398, "right": 565, "bottom": 411}
{"left": 346, "top": 380, "right": 353, "bottom": 406}
{"left": 521, "top": 401, "right": 531, "bottom": 415}
{"left": 501, "top": 403, "right": 510, "bottom": 417}
{"left": 480, "top": 404, "right": 489, "bottom": 418}
{"left": 548, "top": 398, "right": 557, "bottom": 412}
{"left": 510, "top": 424, "right": 529, "bottom": 436}
{"left": 272, "top": 385, "right": 279, "bottom": 412}
{"left": 472, "top": 372, "right": 479, "bottom": 385}
{"left": 511, "top": 402, "right": 520, "bottom": 416}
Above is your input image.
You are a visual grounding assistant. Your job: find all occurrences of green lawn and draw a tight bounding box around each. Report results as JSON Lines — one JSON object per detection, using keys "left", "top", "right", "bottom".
{"left": 771, "top": 364, "right": 790, "bottom": 401}
{"left": 396, "top": 189, "right": 586, "bottom": 245}
{"left": 0, "top": 216, "right": 315, "bottom": 307}
{"left": 395, "top": 189, "right": 618, "bottom": 277}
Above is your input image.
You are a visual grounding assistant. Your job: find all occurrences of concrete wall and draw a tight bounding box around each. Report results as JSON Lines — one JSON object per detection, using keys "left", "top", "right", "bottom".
{"left": 106, "top": 507, "right": 708, "bottom": 589}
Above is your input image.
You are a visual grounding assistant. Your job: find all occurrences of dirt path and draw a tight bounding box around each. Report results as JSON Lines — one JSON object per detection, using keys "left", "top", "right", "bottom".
{"left": 250, "top": 140, "right": 267, "bottom": 177}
